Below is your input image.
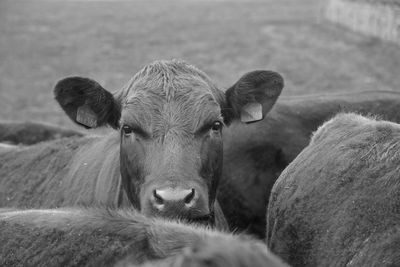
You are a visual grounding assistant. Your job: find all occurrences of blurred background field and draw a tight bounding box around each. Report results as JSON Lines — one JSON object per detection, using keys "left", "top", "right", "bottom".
{"left": 0, "top": 0, "right": 399, "bottom": 129}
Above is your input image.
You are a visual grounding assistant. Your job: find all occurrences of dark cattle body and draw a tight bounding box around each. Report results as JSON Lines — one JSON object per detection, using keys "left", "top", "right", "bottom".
{"left": 0, "top": 60, "right": 283, "bottom": 229}
{"left": 0, "top": 121, "right": 84, "bottom": 145}
{"left": 220, "top": 90, "right": 400, "bottom": 237}
{"left": 266, "top": 113, "right": 400, "bottom": 266}
{"left": 2, "top": 90, "right": 400, "bottom": 237}
{"left": 0, "top": 208, "right": 288, "bottom": 267}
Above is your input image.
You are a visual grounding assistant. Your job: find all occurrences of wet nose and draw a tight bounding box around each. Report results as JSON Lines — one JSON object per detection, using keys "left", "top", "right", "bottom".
{"left": 144, "top": 186, "right": 210, "bottom": 222}
{"left": 152, "top": 188, "right": 196, "bottom": 209}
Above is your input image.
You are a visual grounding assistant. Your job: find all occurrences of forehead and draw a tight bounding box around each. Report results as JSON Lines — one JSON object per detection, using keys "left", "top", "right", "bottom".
{"left": 123, "top": 60, "right": 221, "bottom": 101}
{"left": 120, "top": 61, "right": 224, "bottom": 124}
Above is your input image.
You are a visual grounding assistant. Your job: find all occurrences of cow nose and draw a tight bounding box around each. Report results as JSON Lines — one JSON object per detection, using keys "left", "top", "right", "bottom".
{"left": 152, "top": 188, "right": 196, "bottom": 209}
{"left": 144, "top": 186, "right": 210, "bottom": 222}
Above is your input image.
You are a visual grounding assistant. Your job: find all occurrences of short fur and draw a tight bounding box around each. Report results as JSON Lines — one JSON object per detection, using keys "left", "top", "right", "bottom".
{"left": 0, "top": 121, "right": 84, "bottom": 145}
{"left": 2, "top": 90, "right": 400, "bottom": 238}
{"left": 266, "top": 113, "right": 400, "bottom": 266}
{"left": 0, "top": 60, "right": 283, "bottom": 231}
{"left": 119, "top": 238, "right": 288, "bottom": 267}
{"left": 0, "top": 208, "right": 287, "bottom": 267}
{"left": 220, "top": 90, "right": 400, "bottom": 238}
{"left": 0, "top": 134, "right": 125, "bottom": 208}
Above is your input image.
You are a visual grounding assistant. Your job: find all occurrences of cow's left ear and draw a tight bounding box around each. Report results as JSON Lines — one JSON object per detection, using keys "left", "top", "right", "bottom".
{"left": 54, "top": 77, "right": 121, "bottom": 129}
{"left": 223, "top": 71, "right": 283, "bottom": 125}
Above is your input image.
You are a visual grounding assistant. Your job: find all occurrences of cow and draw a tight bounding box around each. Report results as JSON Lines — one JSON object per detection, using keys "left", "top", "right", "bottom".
{"left": 220, "top": 90, "right": 400, "bottom": 237}
{"left": 0, "top": 207, "right": 288, "bottom": 267}
{"left": 0, "top": 59, "right": 284, "bottom": 229}
{"left": 2, "top": 90, "right": 400, "bottom": 237}
{"left": 266, "top": 113, "right": 400, "bottom": 266}
{"left": 0, "top": 121, "right": 84, "bottom": 145}
{"left": 0, "top": 143, "right": 18, "bottom": 153}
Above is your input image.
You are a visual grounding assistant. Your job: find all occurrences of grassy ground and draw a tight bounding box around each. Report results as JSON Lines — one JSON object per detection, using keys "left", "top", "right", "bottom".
{"left": 0, "top": 0, "right": 399, "bottom": 130}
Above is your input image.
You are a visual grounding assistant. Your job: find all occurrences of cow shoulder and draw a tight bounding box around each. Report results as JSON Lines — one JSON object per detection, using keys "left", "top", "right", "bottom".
{"left": 267, "top": 113, "right": 400, "bottom": 266}
{"left": 0, "top": 135, "right": 106, "bottom": 208}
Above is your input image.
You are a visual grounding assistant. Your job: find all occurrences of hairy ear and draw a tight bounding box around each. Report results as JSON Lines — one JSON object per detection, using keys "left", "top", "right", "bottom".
{"left": 54, "top": 77, "right": 121, "bottom": 129}
{"left": 223, "top": 71, "right": 283, "bottom": 125}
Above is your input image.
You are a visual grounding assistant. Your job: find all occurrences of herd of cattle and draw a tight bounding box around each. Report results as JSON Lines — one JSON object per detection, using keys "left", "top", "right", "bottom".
{"left": 0, "top": 60, "right": 399, "bottom": 267}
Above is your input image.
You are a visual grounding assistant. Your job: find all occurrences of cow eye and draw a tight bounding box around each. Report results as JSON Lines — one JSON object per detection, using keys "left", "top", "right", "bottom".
{"left": 122, "top": 125, "right": 133, "bottom": 135}
{"left": 211, "top": 121, "right": 223, "bottom": 132}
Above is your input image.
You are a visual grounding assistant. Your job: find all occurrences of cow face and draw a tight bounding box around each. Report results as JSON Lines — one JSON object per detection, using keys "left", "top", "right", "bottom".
{"left": 54, "top": 60, "right": 283, "bottom": 224}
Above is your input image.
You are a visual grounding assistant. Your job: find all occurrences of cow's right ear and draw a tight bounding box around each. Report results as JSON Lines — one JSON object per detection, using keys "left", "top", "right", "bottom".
{"left": 54, "top": 77, "right": 121, "bottom": 129}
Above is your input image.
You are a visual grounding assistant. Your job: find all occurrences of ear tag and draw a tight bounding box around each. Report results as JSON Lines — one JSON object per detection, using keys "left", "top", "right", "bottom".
{"left": 76, "top": 104, "right": 97, "bottom": 128}
{"left": 240, "top": 102, "right": 263, "bottom": 123}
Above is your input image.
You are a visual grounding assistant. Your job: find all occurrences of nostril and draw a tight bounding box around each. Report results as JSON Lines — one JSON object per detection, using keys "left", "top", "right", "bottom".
{"left": 184, "top": 188, "right": 195, "bottom": 204}
{"left": 153, "top": 190, "right": 164, "bottom": 205}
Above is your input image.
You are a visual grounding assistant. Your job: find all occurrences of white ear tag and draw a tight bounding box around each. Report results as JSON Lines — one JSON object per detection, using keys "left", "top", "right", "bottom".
{"left": 240, "top": 102, "right": 263, "bottom": 123}
{"left": 76, "top": 104, "right": 97, "bottom": 128}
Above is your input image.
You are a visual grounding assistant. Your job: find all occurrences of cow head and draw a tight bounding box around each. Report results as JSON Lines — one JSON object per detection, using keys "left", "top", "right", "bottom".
{"left": 54, "top": 60, "right": 283, "bottom": 224}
